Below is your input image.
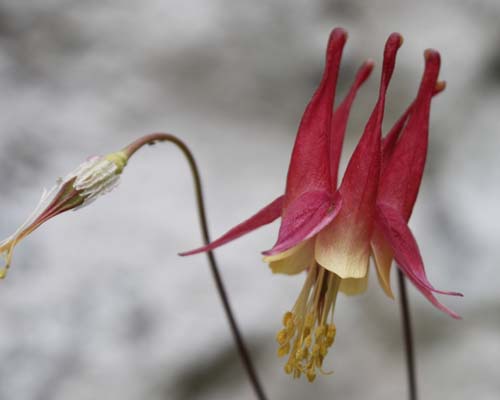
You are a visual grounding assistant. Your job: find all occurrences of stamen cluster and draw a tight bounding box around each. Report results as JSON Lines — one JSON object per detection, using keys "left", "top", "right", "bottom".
{"left": 276, "top": 263, "right": 340, "bottom": 382}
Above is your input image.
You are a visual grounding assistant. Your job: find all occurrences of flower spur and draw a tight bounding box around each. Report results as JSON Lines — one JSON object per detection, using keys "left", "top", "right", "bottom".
{"left": 181, "top": 28, "right": 462, "bottom": 381}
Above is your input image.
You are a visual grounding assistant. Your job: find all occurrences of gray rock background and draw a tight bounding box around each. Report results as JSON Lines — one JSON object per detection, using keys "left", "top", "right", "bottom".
{"left": 0, "top": 1, "right": 498, "bottom": 399}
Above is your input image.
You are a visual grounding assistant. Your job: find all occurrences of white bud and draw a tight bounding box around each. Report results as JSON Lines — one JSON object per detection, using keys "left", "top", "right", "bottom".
{"left": 67, "top": 153, "right": 127, "bottom": 209}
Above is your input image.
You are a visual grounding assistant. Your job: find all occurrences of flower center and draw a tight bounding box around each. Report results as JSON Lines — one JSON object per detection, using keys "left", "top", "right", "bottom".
{"left": 276, "top": 262, "right": 340, "bottom": 382}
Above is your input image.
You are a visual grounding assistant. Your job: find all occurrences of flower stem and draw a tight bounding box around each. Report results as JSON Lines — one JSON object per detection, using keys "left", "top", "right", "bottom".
{"left": 124, "top": 133, "right": 268, "bottom": 400}
{"left": 397, "top": 268, "right": 418, "bottom": 400}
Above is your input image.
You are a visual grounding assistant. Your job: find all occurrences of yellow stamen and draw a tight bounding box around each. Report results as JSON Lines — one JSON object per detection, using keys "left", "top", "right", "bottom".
{"left": 276, "top": 329, "right": 288, "bottom": 346}
{"left": 274, "top": 262, "right": 341, "bottom": 381}
{"left": 277, "top": 343, "right": 290, "bottom": 357}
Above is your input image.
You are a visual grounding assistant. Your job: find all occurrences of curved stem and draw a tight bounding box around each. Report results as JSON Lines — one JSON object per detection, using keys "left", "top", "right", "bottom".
{"left": 124, "top": 133, "right": 268, "bottom": 400}
{"left": 397, "top": 268, "right": 418, "bottom": 400}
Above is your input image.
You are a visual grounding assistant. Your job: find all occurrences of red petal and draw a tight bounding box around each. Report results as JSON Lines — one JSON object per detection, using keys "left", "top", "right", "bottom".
{"left": 382, "top": 81, "right": 445, "bottom": 170}
{"left": 376, "top": 203, "right": 462, "bottom": 317}
{"left": 407, "top": 275, "right": 462, "bottom": 319}
{"left": 263, "top": 190, "right": 342, "bottom": 256}
{"left": 330, "top": 60, "right": 374, "bottom": 189}
{"left": 378, "top": 50, "right": 442, "bottom": 220}
{"left": 334, "top": 33, "right": 402, "bottom": 242}
{"left": 382, "top": 106, "right": 411, "bottom": 170}
{"left": 179, "top": 195, "right": 284, "bottom": 256}
{"left": 282, "top": 28, "right": 347, "bottom": 213}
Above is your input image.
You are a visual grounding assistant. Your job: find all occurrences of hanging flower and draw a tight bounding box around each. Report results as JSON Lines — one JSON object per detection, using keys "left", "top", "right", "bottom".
{"left": 181, "top": 28, "right": 462, "bottom": 381}
{"left": 0, "top": 151, "right": 129, "bottom": 278}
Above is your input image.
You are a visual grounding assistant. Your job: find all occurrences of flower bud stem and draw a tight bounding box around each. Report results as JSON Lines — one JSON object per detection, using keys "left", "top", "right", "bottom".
{"left": 398, "top": 268, "right": 418, "bottom": 400}
{"left": 124, "top": 133, "right": 268, "bottom": 400}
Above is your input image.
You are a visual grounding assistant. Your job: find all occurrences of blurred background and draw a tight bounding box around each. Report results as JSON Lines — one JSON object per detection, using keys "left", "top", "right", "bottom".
{"left": 0, "top": 1, "right": 498, "bottom": 399}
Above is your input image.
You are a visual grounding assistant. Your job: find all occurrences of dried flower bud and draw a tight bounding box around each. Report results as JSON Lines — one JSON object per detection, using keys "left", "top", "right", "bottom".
{"left": 0, "top": 150, "right": 128, "bottom": 278}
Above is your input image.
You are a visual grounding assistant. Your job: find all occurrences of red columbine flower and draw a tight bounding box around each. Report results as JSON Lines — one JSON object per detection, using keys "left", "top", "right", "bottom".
{"left": 181, "top": 28, "right": 462, "bottom": 381}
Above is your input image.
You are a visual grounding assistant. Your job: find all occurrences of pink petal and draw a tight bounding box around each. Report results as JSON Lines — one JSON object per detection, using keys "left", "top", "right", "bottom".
{"left": 382, "top": 81, "right": 445, "bottom": 170}
{"left": 382, "top": 106, "right": 411, "bottom": 170}
{"left": 332, "top": 33, "right": 402, "bottom": 246}
{"left": 263, "top": 190, "right": 342, "bottom": 256}
{"left": 376, "top": 203, "right": 462, "bottom": 317}
{"left": 330, "top": 60, "right": 374, "bottom": 190}
{"left": 340, "top": 33, "right": 402, "bottom": 191}
{"left": 179, "top": 195, "right": 284, "bottom": 256}
{"left": 378, "top": 49, "right": 442, "bottom": 220}
{"left": 407, "top": 275, "right": 462, "bottom": 319}
{"left": 282, "top": 28, "right": 347, "bottom": 213}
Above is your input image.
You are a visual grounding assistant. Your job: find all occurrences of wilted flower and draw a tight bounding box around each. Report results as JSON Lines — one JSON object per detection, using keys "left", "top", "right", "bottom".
{"left": 0, "top": 151, "right": 128, "bottom": 278}
{"left": 182, "top": 28, "right": 462, "bottom": 381}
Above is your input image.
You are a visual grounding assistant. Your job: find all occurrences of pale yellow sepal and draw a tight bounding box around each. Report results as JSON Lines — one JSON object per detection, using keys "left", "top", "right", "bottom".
{"left": 314, "top": 217, "right": 370, "bottom": 279}
{"left": 371, "top": 230, "right": 395, "bottom": 299}
{"left": 264, "top": 240, "right": 314, "bottom": 275}
{"left": 339, "top": 269, "right": 369, "bottom": 296}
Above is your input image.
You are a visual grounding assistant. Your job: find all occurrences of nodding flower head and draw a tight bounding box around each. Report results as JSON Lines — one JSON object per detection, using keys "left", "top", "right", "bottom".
{"left": 181, "top": 28, "right": 462, "bottom": 381}
{"left": 0, "top": 150, "right": 128, "bottom": 278}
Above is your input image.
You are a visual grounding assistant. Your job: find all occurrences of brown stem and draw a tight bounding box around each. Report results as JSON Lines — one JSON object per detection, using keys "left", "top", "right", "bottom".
{"left": 397, "top": 268, "right": 418, "bottom": 400}
{"left": 124, "top": 133, "right": 268, "bottom": 400}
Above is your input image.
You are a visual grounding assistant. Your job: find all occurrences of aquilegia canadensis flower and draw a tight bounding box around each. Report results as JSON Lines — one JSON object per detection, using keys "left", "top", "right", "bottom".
{"left": 182, "top": 28, "right": 462, "bottom": 381}
{"left": 0, "top": 150, "right": 128, "bottom": 278}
